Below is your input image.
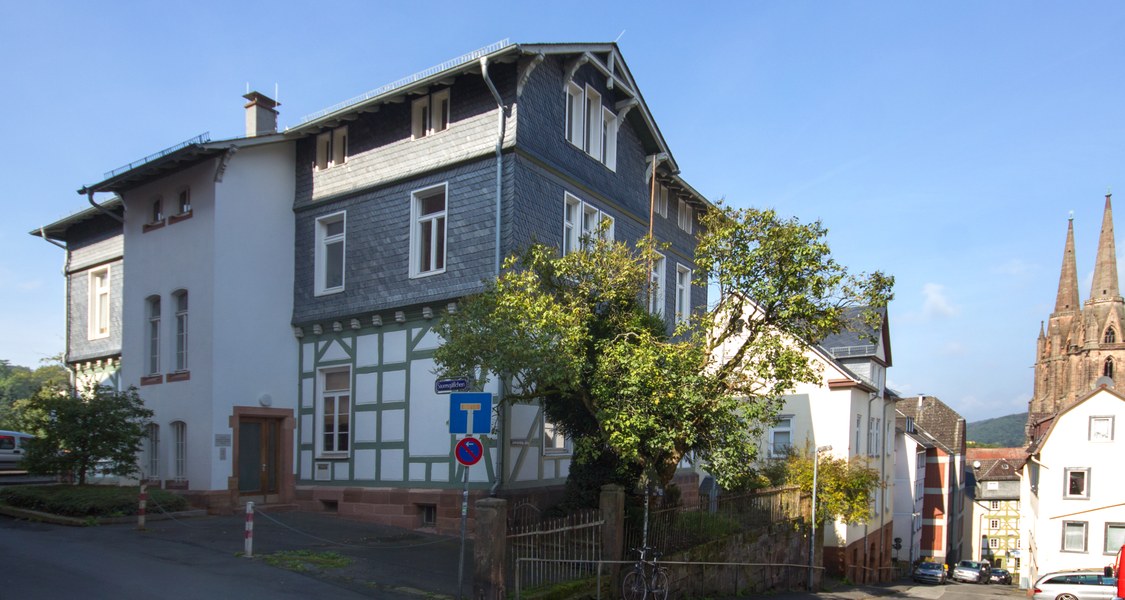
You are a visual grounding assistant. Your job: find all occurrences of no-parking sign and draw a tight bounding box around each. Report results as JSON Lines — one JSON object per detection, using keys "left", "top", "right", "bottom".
{"left": 454, "top": 437, "right": 484, "bottom": 467}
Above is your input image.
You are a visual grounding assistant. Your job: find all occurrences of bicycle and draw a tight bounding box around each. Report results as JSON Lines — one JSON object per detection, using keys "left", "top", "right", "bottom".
{"left": 622, "top": 545, "right": 669, "bottom": 600}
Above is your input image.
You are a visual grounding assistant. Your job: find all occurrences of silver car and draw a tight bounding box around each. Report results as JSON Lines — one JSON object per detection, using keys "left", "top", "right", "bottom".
{"left": 1032, "top": 570, "right": 1119, "bottom": 600}
{"left": 952, "top": 560, "right": 991, "bottom": 583}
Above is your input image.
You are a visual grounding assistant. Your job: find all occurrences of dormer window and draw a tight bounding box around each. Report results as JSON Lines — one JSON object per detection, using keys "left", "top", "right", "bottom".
{"left": 1106, "top": 327, "right": 1117, "bottom": 343}
{"left": 412, "top": 89, "right": 450, "bottom": 139}
{"left": 564, "top": 81, "right": 618, "bottom": 171}
{"left": 315, "top": 126, "right": 348, "bottom": 170}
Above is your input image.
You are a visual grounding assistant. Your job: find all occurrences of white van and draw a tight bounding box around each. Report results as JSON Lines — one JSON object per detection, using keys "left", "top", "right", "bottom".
{"left": 0, "top": 430, "right": 34, "bottom": 469}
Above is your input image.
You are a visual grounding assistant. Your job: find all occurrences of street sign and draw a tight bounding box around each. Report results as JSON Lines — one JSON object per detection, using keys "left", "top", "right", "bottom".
{"left": 455, "top": 437, "right": 484, "bottom": 466}
{"left": 435, "top": 377, "right": 470, "bottom": 394}
{"left": 449, "top": 392, "right": 492, "bottom": 435}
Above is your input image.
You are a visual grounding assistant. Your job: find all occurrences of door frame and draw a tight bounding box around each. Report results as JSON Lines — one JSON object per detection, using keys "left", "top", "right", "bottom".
{"left": 230, "top": 406, "right": 294, "bottom": 505}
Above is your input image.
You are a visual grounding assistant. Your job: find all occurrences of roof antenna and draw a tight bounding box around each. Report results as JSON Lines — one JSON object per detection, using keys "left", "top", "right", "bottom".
{"left": 1069, "top": 210, "right": 1074, "bottom": 221}
{"left": 615, "top": 30, "right": 626, "bottom": 43}
{"left": 275, "top": 83, "right": 279, "bottom": 103}
{"left": 245, "top": 82, "right": 250, "bottom": 94}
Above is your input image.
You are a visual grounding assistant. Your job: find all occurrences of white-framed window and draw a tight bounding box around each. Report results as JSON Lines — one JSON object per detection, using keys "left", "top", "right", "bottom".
{"left": 769, "top": 416, "right": 792, "bottom": 457}
{"left": 171, "top": 421, "right": 186, "bottom": 482}
{"left": 987, "top": 481, "right": 1000, "bottom": 491}
{"left": 316, "top": 126, "right": 348, "bottom": 170}
{"left": 146, "top": 295, "right": 161, "bottom": 375}
{"left": 654, "top": 183, "right": 669, "bottom": 218}
{"left": 410, "top": 184, "right": 447, "bottom": 277}
{"left": 855, "top": 414, "right": 862, "bottom": 453}
{"left": 565, "top": 82, "right": 584, "bottom": 146}
{"left": 601, "top": 106, "right": 617, "bottom": 170}
{"left": 151, "top": 197, "right": 164, "bottom": 224}
{"left": 173, "top": 290, "right": 188, "bottom": 372}
{"left": 1065, "top": 467, "right": 1090, "bottom": 499}
{"left": 584, "top": 85, "right": 602, "bottom": 161}
{"left": 1062, "top": 520, "right": 1087, "bottom": 552}
{"left": 318, "top": 368, "right": 351, "bottom": 457}
{"left": 648, "top": 253, "right": 666, "bottom": 316}
{"left": 543, "top": 418, "right": 570, "bottom": 455}
{"left": 990, "top": 500, "right": 1000, "bottom": 509}
{"left": 1105, "top": 523, "right": 1125, "bottom": 554}
{"left": 315, "top": 212, "right": 346, "bottom": 295}
{"left": 990, "top": 519, "right": 1000, "bottom": 529}
{"left": 147, "top": 423, "right": 160, "bottom": 480}
{"left": 677, "top": 198, "right": 694, "bottom": 233}
{"left": 989, "top": 537, "right": 1000, "bottom": 549}
{"left": 1090, "top": 416, "right": 1114, "bottom": 441}
{"left": 88, "top": 266, "right": 111, "bottom": 340}
{"left": 674, "top": 265, "right": 692, "bottom": 325}
{"left": 562, "top": 193, "right": 613, "bottom": 255}
{"left": 177, "top": 187, "right": 191, "bottom": 214}
{"left": 412, "top": 89, "right": 450, "bottom": 139}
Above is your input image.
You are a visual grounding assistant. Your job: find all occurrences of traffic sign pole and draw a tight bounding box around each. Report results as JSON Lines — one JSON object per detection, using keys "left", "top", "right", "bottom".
{"left": 457, "top": 461, "right": 469, "bottom": 600}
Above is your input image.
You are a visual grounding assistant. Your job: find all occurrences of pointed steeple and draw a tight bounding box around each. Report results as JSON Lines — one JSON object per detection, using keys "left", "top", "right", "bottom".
{"left": 1055, "top": 215, "right": 1081, "bottom": 313}
{"left": 1089, "top": 194, "right": 1121, "bottom": 302}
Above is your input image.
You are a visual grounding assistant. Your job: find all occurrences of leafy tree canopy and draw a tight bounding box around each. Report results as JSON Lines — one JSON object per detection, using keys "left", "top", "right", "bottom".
{"left": 434, "top": 204, "right": 892, "bottom": 498}
{"left": 16, "top": 384, "right": 153, "bottom": 485}
{"left": 0, "top": 357, "right": 68, "bottom": 430}
{"left": 763, "top": 445, "right": 883, "bottom": 525}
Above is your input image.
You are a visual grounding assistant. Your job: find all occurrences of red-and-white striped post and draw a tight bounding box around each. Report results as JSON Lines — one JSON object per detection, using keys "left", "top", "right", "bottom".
{"left": 137, "top": 483, "right": 147, "bottom": 530}
{"left": 244, "top": 501, "right": 255, "bottom": 557}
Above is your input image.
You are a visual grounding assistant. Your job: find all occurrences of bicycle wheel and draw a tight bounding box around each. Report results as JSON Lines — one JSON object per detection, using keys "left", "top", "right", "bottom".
{"left": 622, "top": 569, "right": 647, "bottom": 600}
{"left": 649, "top": 568, "right": 670, "bottom": 600}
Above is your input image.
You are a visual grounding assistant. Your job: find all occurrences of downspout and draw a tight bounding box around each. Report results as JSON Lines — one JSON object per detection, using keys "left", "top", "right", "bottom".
{"left": 879, "top": 395, "right": 895, "bottom": 579}
{"left": 480, "top": 55, "right": 508, "bottom": 496}
{"left": 863, "top": 390, "right": 878, "bottom": 581}
{"left": 36, "top": 229, "right": 71, "bottom": 379}
{"left": 79, "top": 187, "right": 124, "bottom": 224}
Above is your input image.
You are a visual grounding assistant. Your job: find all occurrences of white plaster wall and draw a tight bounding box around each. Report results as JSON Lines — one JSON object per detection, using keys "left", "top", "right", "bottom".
{"left": 1027, "top": 390, "right": 1125, "bottom": 582}
{"left": 210, "top": 141, "right": 296, "bottom": 489}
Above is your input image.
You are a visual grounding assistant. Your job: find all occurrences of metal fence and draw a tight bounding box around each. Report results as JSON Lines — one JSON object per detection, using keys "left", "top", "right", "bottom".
{"left": 625, "top": 485, "right": 803, "bottom": 555}
{"left": 506, "top": 508, "right": 603, "bottom": 592}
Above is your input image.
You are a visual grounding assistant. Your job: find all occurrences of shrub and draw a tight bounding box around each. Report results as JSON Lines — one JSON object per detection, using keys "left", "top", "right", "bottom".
{"left": 0, "top": 484, "right": 189, "bottom": 517}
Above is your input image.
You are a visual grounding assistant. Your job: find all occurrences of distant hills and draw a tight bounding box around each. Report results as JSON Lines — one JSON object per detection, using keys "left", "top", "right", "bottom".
{"left": 966, "top": 412, "right": 1028, "bottom": 448}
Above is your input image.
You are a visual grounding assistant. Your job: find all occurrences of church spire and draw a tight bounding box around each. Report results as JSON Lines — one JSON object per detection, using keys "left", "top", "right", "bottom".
{"left": 1055, "top": 215, "right": 1081, "bottom": 313}
{"left": 1089, "top": 193, "right": 1121, "bottom": 302}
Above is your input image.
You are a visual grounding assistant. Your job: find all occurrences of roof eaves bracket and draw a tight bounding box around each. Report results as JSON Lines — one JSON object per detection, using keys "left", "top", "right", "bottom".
{"left": 564, "top": 54, "right": 590, "bottom": 88}
{"left": 517, "top": 53, "right": 545, "bottom": 97}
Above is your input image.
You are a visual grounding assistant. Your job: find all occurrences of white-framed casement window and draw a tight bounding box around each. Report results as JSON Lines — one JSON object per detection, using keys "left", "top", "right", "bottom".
{"left": 151, "top": 197, "right": 164, "bottom": 224}
{"left": 601, "top": 107, "right": 617, "bottom": 170}
{"left": 173, "top": 290, "right": 188, "bottom": 372}
{"left": 314, "top": 212, "right": 346, "bottom": 295}
{"left": 410, "top": 184, "right": 447, "bottom": 277}
{"left": 146, "top": 295, "right": 161, "bottom": 376}
{"left": 990, "top": 519, "right": 1001, "bottom": 529}
{"left": 989, "top": 537, "right": 1000, "bottom": 549}
{"left": 565, "top": 82, "right": 584, "bottom": 147}
{"left": 855, "top": 414, "right": 862, "bottom": 453}
{"left": 412, "top": 89, "right": 450, "bottom": 139}
{"left": 987, "top": 481, "right": 1000, "bottom": 491}
{"left": 990, "top": 500, "right": 1000, "bottom": 509}
{"left": 318, "top": 368, "right": 351, "bottom": 457}
{"left": 654, "top": 183, "right": 669, "bottom": 218}
{"left": 562, "top": 193, "right": 613, "bottom": 255}
{"left": 648, "top": 253, "right": 666, "bottom": 316}
{"left": 769, "top": 416, "right": 792, "bottom": 457}
{"left": 171, "top": 421, "right": 186, "bottom": 482}
{"left": 315, "top": 126, "right": 348, "bottom": 170}
{"left": 1062, "top": 520, "right": 1088, "bottom": 552}
{"left": 584, "top": 85, "right": 603, "bottom": 161}
{"left": 677, "top": 198, "right": 694, "bottom": 233}
{"left": 1105, "top": 523, "right": 1125, "bottom": 554}
{"left": 1090, "top": 415, "right": 1114, "bottom": 441}
{"left": 146, "top": 423, "right": 160, "bottom": 480}
{"left": 177, "top": 187, "right": 191, "bottom": 214}
{"left": 674, "top": 265, "right": 692, "bottom": 324}
{"left": 88, "top": 266, "right": 111, "bottom": 340}
{"left": 1064, "top": 467, "right": 1090, "bottom": 499}
{"left": 543, "top": 417, "right": 570, "bottom": 455}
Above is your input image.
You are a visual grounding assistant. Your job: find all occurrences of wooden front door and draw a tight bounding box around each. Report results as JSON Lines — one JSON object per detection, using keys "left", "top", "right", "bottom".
{"left": 238, "top": 417, "right": 279, "bottom": 495}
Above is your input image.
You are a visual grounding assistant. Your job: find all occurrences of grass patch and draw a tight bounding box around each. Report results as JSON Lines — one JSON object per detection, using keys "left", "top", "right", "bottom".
{"left": 262, "top": 550, "right": 352, "bottom": 572}
{"left": 0, "top": 484, "right": 189, "bottom": 518}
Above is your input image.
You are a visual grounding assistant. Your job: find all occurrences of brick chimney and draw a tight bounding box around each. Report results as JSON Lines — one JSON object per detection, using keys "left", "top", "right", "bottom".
{"left": 243, "top": 91, "right": 279, "bottom": 137}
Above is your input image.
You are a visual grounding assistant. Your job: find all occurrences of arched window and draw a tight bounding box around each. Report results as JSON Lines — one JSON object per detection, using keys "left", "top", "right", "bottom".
{"left": 1106, "top": 327, "right": 1117, "bottom": 344}
{"left": 171, "top": 421, "right": 187, "bottom": 482}
{"left": 1105, "top": 357, "right": 1114, "bottom": 379}
{"left": 146, "top": 295, "right": 161, "bottom": 375}
{"left": 173, "top": 290, "right": 188, "bottom": 372}
{"left": 146, "top": 423, "right": 160, "bottom": 480}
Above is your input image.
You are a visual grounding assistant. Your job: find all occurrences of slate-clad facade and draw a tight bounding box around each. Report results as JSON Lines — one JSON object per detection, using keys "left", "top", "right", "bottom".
{"left": 287, "top": 42, "right": 712, "bottom": 530}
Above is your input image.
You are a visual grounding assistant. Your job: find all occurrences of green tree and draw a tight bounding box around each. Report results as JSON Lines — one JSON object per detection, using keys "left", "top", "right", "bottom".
{"left": 434, "top": 205, "right": 892, "bottom": 499}
{"left": 0, "top": 357, "right": 68, "bottom": 430}
{"left": 770, "top": 446, "right": 883, "bottom": 525}
{"left": 18, "top": 384, "right": 153, "bottom": 485}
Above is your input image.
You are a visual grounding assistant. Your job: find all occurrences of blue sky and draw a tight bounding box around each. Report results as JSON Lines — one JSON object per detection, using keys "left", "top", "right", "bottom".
{"left": 3, "top": 2, "right": 1124, "bottom": 420}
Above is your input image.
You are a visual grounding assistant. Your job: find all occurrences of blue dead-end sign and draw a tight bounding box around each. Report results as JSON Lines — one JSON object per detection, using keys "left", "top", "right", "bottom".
{"left": 455, "top": 437, "right": 484, "bottom": 466}
{"left": 449, "top": 392, "right": 492, "bottom": 435}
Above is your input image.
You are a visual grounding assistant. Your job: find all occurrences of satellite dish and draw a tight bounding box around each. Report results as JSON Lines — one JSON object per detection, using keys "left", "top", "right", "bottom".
{"left": 973, "top": 460, "right": 982, "bottom": 469}
{"left": 1095, "top": 376, "right": 1115, "bottom": 389}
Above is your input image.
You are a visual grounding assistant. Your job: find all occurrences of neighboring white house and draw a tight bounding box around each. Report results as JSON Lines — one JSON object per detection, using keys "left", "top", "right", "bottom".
{"left": 893, "top": 418, "right": 928, "bottom": 566}
{"left": 78, "top": 93, "right": 298, "bottom": 509}
{"left": 1019, "top": 385, "right": 1125, "bottom": 588}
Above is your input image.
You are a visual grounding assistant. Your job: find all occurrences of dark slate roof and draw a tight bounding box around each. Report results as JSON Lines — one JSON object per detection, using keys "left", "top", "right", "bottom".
{"left": 819, "top": 306, "right": 890, "bottom": 365}
{"left": 31, "top": 197, "right": 124, "bottom": 242}
{"left": 967, "top": 449, "right": 1026, "bottom": 482}
{"left": 896, "top": 395, "right": 966, "bottom": 455}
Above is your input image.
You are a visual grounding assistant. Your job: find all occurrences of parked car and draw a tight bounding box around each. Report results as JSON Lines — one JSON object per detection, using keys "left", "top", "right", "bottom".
{"left": 952, "top": 560, "right": 991, "bottom": 584}
{"left": 1032, "top": 570, "right": 1119, "bottom": 600}
{"left": 0, "top": 430, "right": 34, "bottom": 469}
{"left": 913, "top": 561, "right": 947, "bottom": 584}
{"left": 990, "top": 568, "right": 1013, "bottom": 585}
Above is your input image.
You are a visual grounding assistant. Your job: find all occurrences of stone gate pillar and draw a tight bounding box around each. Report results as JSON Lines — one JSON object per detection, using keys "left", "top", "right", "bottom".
{"left": 473, "top": 497, "right": 507, "bottom": 600}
